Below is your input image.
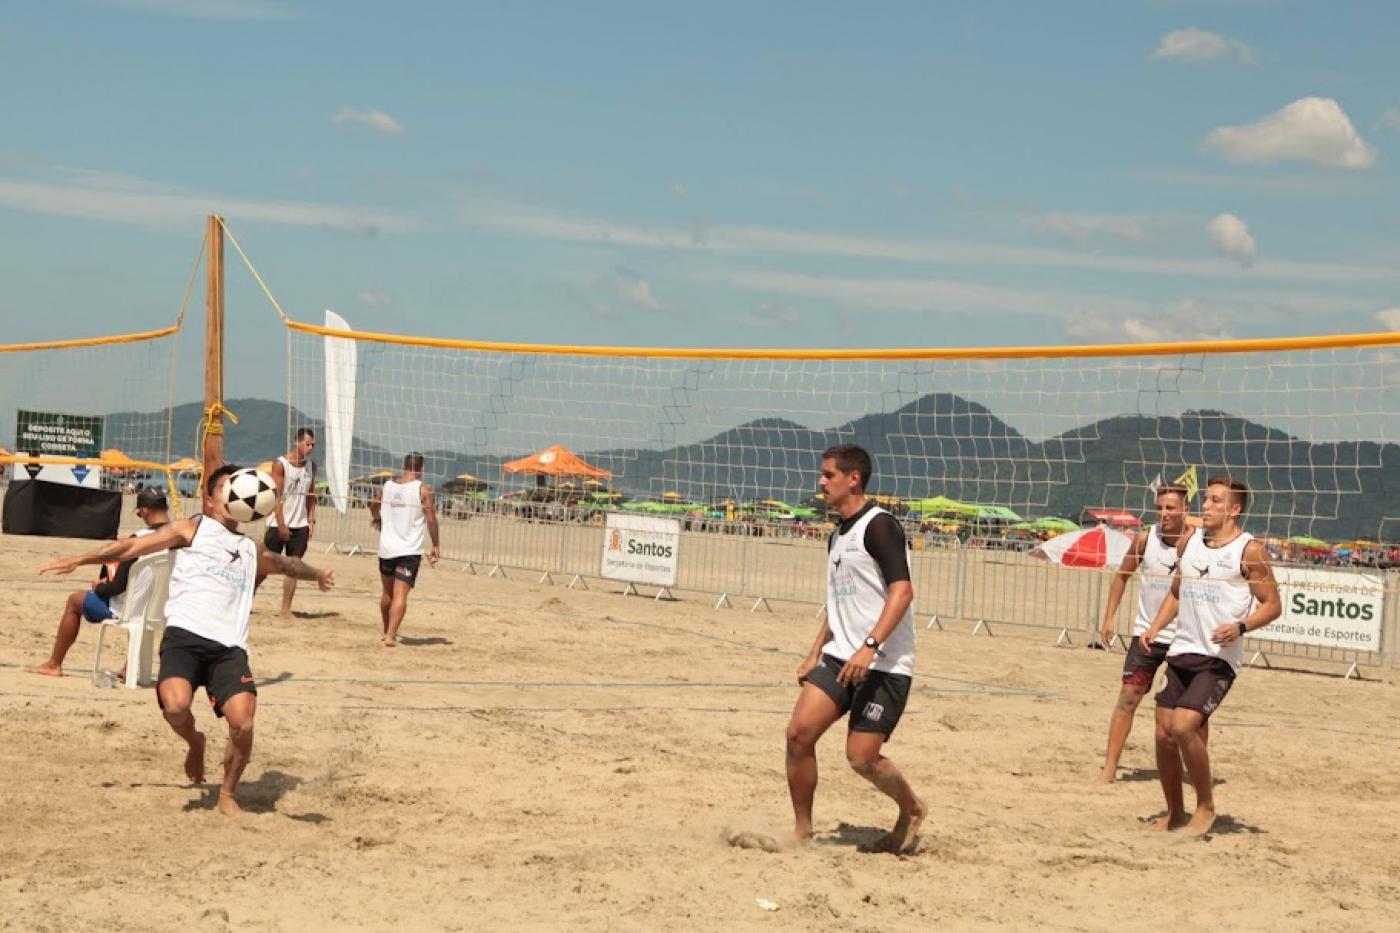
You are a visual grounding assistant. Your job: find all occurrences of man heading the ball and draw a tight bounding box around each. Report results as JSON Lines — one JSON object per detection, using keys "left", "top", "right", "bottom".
{"left": 39, "top": 463, "right": 335, "bottom": 816}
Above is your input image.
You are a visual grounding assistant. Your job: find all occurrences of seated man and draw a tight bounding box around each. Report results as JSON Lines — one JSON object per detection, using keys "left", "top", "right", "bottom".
{"left": 28, "top": 488, "right": 171, "bottom": 677}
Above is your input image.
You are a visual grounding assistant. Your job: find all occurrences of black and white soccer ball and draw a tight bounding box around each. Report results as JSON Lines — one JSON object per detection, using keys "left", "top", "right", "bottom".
{"left": 224, "top": 468, "right": 277, "bottom": 524}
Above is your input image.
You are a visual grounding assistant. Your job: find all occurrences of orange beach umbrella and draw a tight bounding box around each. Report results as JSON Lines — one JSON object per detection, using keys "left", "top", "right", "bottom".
{"left": 502, "top": 444, "right": 611, "bottom": 478}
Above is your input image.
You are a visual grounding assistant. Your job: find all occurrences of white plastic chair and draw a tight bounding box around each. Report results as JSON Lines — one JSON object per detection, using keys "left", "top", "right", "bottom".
{"left": 92, "top": 552, "right": 173, "bottom": 689}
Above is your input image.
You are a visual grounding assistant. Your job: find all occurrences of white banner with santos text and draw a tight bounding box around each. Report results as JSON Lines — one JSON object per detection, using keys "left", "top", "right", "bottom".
{"left": 601, "top": 513, "right": 680, "bottom": 587}
{"left": 1248, "top": 566, "right": 1385, "bottom": 653}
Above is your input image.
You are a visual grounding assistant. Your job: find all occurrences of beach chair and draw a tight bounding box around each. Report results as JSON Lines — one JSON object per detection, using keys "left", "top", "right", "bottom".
{"left": 92, "top": 552, "right": 173, "bottom": 689}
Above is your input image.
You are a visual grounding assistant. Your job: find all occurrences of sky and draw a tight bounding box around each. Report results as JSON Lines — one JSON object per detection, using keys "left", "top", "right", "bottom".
{"left": 3, "top": 0, "right": 1400, "bottom": 407}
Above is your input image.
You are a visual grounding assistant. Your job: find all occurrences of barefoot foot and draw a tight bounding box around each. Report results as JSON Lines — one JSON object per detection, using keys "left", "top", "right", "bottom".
{"left": 1094, "top": 768, "right": 1116, "bottom": 785}
{"left": 27, "top": 662, "right": 63, "bottom": 677}
{"left": 216, "top": 790, "right": 244, "bottom": 817}
{"left": 184, "top": 732, "right": 207, "bottom": 783}
{"left": 381, "top": 638, "right": 397, "bottom": 648}
{"left": 1148, "top": 812, "right": 1189, "bottom": 832}
{"left": 863, "top": 796, "right": 927, "bottom": 854}
{"left": 1182, "top": 805, "right": 1216, "bottom": 837}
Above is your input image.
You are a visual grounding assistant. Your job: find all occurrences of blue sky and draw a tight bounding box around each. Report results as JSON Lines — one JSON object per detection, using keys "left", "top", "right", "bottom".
{"left": 3, "top": 0, "right": 1399, "bottom": 403}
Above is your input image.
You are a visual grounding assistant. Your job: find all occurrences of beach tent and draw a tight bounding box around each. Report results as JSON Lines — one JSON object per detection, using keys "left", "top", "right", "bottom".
{"left": 907, "top": 496, "right": 976, "bottom": 516}
{"left": 502, "top": 445, "right": 611, "bottom": 479}
{"left": 442, "top": 472, "right": 490, "bottom": 492}
{"left": 166, "top": 457, "right": 199, "bottom": 472}
{"left": 1079, "top": 507, "right": 1142, "bottom": 528}
{"left": 1021, "top": 516, "right": 1078, "bottom": 533}
{"left": 971, "top": 504, "right": 1022, "bottom": 521}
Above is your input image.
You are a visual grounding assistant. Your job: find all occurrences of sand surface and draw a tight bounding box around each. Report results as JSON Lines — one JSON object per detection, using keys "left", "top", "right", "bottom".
{"left": 2, "top": 530, "right": 1399, "bottom": 932}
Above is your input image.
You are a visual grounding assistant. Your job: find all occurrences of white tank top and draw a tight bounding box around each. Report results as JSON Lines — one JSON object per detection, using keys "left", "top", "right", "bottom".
{"left": 109, "top": 527, "right": 162, "bottom": 617}
{"left": 165, "top": 516, "right": 258, "bottom": 651}
{"left": 825, "top": 506, "right": 915, "bottom": 676}
{"left": 1133, "top": 525, "right": 1186, "bottom": 641}
{"left": 1168, "top": 530, "right": 1255, "bottom": 671}
{"left": 267, "top": 455, "right": 312, "bottom": 529}
{"left": 378, "top": 479, "right": 426, "bottom": 558}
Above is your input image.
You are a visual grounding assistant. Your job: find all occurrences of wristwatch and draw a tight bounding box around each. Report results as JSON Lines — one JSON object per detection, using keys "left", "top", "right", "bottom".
{"left": 1236, "top": 622, "right": 1248, "bottom": 637}
{"left": 863, "top": 636, "right": 884, "bottom": 656}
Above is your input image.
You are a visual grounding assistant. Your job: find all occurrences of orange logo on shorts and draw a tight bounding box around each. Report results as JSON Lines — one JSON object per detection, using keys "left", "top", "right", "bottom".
{"left": 240, "top": 675, "right": 254, "bottom": 684}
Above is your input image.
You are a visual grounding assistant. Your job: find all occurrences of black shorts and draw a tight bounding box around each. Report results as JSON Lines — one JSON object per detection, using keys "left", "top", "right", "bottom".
{"left": 1156, "top": 654, "right": 1236, "bottom": 719}
{"left": 157, "top": 626, "right": 257, "bottom": 718}
{"left": 806, "top": 653, "right": 912, "bottom": 739}
{"left": 1121, "top": 637, "right": 1171, "bottom": 689}
{"left": 379, "top": 554, "right": 422, "bottom": 587}
{"left": 263, "top": 525, "right": 310, "bottom": 558}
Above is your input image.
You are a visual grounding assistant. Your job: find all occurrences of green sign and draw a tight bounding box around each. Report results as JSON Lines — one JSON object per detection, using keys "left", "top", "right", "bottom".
{"left": 15, "top": 409, "right": 104, "bottom": 459}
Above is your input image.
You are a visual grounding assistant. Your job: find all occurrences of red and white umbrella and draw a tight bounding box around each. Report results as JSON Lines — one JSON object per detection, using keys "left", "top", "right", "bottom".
{"left": 1031, "top": 526, "right": 1134, "bottom": 569}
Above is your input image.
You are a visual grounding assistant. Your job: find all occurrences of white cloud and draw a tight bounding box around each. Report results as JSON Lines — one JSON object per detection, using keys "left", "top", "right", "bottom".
{"left": 1030, "top": 212, "right": 1147, "bottom": 243}
{"left": 1152, "top": 28, "right": 1256, "bottom": 64}
{"left": 737, "top": 301, "right": 802, "bottom": 328}
{"left": 1065, "top": 299, "right": 1234, "bottom": 344}
{"left": 1203, "top": 97, "right": 1377, "bottom": 169}
{"left": 722, "top": 269, "right": 1149, "bottom": 321}
{"left": 1377, "top": 308, "right": 1400, "bottom": 331}
{"left": 0, "top": 167, "right": 419, "bottom": 235}
{"left": 574, "top": 269, "right": 664, "bottom": 318}
{"left": 330, "top": 107, "right": 406, "bottom": 136}
{"left": 610, "top": 271, "right": 661, "bottom": 312}
{"left": 1207, "top": 213, "right": 1257, "bottom": 265}
{"left": 1137, "top": 168, "right": 1373, "bottom": 195}
{"left": 95, "top": 0, "right": 299, "bottom": 20}
{"left": 466, "top": 201, "right": 1400, "bottom": 285}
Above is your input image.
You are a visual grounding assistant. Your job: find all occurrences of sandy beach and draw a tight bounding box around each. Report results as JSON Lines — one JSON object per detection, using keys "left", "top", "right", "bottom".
{"left": 3, "top": 528, "right": 1399, "bottom": 932}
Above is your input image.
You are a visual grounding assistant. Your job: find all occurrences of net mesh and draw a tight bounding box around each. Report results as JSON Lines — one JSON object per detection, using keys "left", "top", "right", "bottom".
{"left": 0, "top": 332, "right": 181, "bottom": 481}
{"left": 287, "top": 327, "right": 1400, "bottom": 544}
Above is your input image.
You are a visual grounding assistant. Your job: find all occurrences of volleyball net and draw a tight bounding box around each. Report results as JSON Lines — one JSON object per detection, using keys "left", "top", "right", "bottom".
{"left": 0, "top": 226, "right": 201, "bottom": 504}
{"left": 282, "top": 316, "right": 1400, "bottom": 545}
{"left": 0, "top": 323, "right": 185, "bottom": 490}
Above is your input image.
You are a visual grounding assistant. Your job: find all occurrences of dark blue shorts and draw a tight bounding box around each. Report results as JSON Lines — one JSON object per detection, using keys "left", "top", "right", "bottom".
{"left": 82, "top": 591, "right": 115, "bottom": 623}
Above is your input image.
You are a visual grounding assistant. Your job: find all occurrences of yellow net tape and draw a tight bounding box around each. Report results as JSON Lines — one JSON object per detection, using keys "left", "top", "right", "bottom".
{"left": 0, "top": 324, "right": 181, "bottom": 354}
{"left": 279, "top": 319, "right": 1400, "bottom": 360}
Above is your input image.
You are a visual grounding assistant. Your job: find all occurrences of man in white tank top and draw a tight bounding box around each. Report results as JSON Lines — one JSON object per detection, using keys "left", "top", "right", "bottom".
{"left": 265, "top": 427, "right": 318, "bottom": 618}
{"left": 1094, "top": 485, "right": 1194, "bottom": 783}
{"left": 40, "top": 463, "right": 336, "bottom": 817}
{"left": 1140, "top": 475, "right": 1281, "bottom": 836}
{"left": 369, "top": 452, "right": 440, "bottom": 647}
{"left": 783, "top": 444, "right": 926, "bottom": 855}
